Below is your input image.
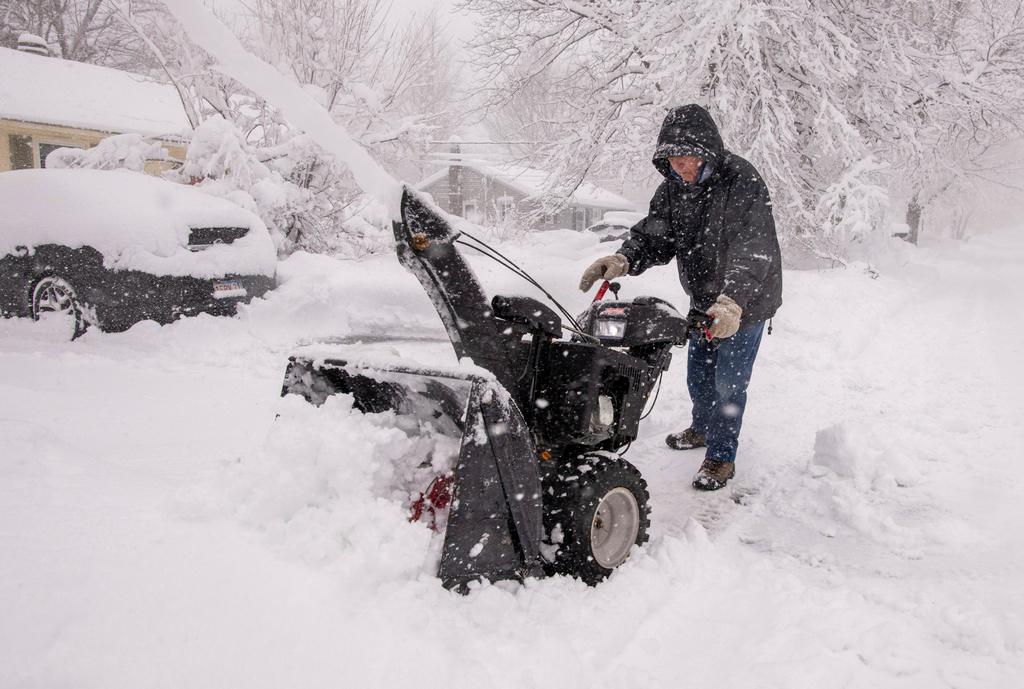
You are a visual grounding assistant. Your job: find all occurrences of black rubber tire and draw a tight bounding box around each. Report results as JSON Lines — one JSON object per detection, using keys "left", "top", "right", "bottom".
{"left": 542, "top": 453, "right": 651, "bottom": 585}
{"left": 30, "top": 275, "right": 91, "bottom": 340}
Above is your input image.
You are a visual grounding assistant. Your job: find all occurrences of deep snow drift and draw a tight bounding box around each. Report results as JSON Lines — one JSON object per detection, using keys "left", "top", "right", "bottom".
{"left": 1, "top": 225, "right": 1022, "bottom": 688}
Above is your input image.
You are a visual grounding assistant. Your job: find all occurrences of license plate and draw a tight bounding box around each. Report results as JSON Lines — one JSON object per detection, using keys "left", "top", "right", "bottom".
{"left": 212, "top": 280, "right": 247, "bottom": 299}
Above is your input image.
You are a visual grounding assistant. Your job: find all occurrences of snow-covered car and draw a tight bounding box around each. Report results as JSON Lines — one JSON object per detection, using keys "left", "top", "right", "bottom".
{"left": 0, "top": 168, "right": 277, "bottom": 338}
{"left": 585, "top": 210, "right": 644, "bottom": 242}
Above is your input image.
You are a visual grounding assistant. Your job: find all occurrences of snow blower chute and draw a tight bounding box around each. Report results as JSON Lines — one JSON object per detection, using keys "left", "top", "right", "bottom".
{"left": 282, "top": 188, "right": 699, "bottom": 591}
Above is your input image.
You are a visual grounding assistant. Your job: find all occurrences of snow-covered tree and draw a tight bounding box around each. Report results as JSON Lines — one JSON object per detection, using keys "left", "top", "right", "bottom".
{"left": 68, "top": 0, "right": 463, "bottom": 254}
{"left": 879, "top": 0, "right": 1024, "bottom": 241}
{"left": 237, "top": 0, "right": 459, "bottom": 171}
{"left": 488, "top": 56, "right": 576, "bottom": 160}
{"left": 204, "top": 0, "right": 458, "bottom": 250}
{"left": 139, "top": 0, "right": 456, "bottom": 252}
{"left": 0, "top": 0, "right": 164, "bottom": 69}
{"left": 460, "top": 0, "right": 1024, "bottom": 255}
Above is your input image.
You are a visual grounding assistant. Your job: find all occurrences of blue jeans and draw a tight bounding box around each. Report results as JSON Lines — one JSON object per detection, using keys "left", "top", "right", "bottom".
{"left": 687, "top": 321, "right": 765, "bottom": 463}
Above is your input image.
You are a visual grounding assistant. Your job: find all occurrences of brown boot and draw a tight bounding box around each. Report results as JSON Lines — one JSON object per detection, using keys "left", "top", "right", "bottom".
{"left": 665, "top": 428, "right": 707, "bottom": 451}
{"left": 692, "top": 458, "right": 735, "bottom": 491}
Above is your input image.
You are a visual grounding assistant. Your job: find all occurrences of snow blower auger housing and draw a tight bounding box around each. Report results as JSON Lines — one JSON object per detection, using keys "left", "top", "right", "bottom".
{"left": 282, "top": 188, "right": 694, "bottom": 591}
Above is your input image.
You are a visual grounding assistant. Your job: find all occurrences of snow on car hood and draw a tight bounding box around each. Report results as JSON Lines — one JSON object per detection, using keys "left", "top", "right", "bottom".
{"left": 0, "top": 169, "right": 277, "bottom": 278}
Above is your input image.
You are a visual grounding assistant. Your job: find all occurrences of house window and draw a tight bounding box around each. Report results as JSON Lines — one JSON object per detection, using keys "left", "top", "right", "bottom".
{"left": 37, "top": 142, "right": 79, "bottom": 168}
{"left": 462, "top": 200, "right": 480, "bottom": 223}
{"left": 8, "top": 134, "right": 33, "bottom": 170}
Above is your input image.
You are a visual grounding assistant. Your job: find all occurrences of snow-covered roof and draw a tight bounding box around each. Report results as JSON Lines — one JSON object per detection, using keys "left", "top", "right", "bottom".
{"left": 415, "top": 159, "right": 636, "bottom": 211}
{"left": 0, "top": 169, "right": 276, "bottom": 278}
{"left": 0, "top": 47, "right": 192, "bottom": 137}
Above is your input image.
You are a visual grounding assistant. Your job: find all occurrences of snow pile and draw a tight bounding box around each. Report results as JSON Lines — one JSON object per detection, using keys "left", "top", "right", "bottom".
{"left": 240, "top": 250, "right": 443, "bottom": 342}
{"left": 0, "top": 168, "right": 277, "bottom": 278}
{"left": 797, "top": 421, "right": 927, "bottom": 546}
{"left": 809, "top": 422, "right": 872, "bottom": 481}
{"left": 222, "top": 391, "right": 458, "bottom": 577}
{"left": 811, "top": 422, "right": 921, "bottom": 490}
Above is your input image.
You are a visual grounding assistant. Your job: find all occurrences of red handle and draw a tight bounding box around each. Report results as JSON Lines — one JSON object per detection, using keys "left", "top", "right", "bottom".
{"left": 593, "top": 280, "right": 611, "bottom": 302}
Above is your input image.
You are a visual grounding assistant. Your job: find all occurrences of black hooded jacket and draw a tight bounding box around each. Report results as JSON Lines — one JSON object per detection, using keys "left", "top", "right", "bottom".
{"left": 616, "top": 105, "right": 783, "bottom": 324}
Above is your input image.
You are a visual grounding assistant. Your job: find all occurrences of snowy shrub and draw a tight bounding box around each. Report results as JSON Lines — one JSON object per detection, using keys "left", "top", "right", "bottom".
{"left": 179, "top": 116, "right": 305, "bottom": 253}
{"left": 481, "top": 206, "right": 531, "bottom": 243}
{"left": 45, "top": 133, "right": 170, "bottom": 172}
{"left": 181, "top": 116, "right": 261, "bottom": 184}
{"left": 261, "top": 133, "right": 393, "bottom": 257}
{"left": 815, "top": 158, "right": 890, "bottom": 243}
{"left": 293, "top": 193, "right": 393, "bottom": 258}
{"left": 178, "top": 116, "right": 391, "bottom": 256}
{"left": 783, "top": 158, "right": 892, "bottom": 269}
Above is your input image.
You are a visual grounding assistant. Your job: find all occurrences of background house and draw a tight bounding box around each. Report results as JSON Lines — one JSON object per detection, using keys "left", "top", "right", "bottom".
{"left": 0, "top": 39, "right": 190, "bottom": 173}
{"left": 415, "top": 147, "right": 636, "bottom": 231}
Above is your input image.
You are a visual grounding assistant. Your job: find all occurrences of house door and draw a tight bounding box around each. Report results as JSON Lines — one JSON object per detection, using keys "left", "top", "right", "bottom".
{"left": 574, "top": 207, "right": 587, "bottom": 231}
{"left": 463, "top": 200, "right": 480, "bottom": 223}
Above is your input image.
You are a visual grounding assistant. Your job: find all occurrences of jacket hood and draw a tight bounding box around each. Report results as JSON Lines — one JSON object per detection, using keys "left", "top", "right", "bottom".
{"left": 652, "top": 104, "right": 725, "bottom": 181}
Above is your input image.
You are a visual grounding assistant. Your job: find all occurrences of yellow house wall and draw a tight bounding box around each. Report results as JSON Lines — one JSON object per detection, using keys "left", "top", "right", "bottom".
{"left": 0, "top": 119, "right": 186, "bottom": 173}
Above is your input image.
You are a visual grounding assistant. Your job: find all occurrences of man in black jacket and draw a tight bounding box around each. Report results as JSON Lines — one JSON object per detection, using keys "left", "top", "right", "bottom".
{"left": 579, "top": 104, "right": 782, "bottom": 490}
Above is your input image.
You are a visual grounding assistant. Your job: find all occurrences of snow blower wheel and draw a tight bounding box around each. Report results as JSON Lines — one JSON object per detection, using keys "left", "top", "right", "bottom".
{"left": 543, "top": 454, "right": 651, "bottom": 584}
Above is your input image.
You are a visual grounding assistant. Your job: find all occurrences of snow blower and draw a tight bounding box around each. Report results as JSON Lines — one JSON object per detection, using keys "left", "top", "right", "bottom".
{"left": 281, "top": 188, "right": 702, "bottom": 591}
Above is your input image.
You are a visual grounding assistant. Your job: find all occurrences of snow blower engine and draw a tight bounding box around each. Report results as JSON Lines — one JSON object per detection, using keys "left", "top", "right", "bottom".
{"left": 281, "top": 188, "right": 706, "bottom": 592}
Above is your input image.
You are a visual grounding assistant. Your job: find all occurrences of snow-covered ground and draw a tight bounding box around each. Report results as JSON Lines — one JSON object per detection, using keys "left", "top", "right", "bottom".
{"left": 1, "top": 225, "right": 1022, "bottom": 688}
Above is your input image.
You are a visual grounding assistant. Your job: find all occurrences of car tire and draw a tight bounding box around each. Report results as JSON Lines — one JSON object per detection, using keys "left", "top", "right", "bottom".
{"left": 30, "top": 275, "right": 93, "bottom": 340}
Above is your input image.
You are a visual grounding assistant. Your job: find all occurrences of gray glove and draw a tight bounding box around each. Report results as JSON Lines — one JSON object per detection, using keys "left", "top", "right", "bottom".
{"left": 706, "top": 295, "right": 742, "bottom": 339}
{"left": 579, "top": 254, "right": 629, "bottom": 291}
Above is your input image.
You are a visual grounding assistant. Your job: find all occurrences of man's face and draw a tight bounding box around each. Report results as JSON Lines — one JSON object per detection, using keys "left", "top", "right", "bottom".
{"left": 668, "top": 155, "right": 703, "bottom": 184}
